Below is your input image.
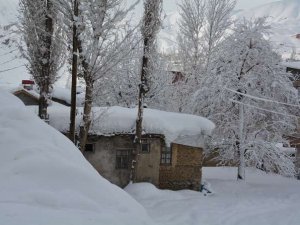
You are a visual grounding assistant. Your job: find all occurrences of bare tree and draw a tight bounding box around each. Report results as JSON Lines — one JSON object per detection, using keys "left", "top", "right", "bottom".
{"left": 20, "top": 0, "right": 65, "bottom": 120}
{"left": 76, "top": 0, "right": 139, "bottom": 152}
{"left": 204, "top": 0, "right": 236, "bottom": 69}
{"left": 177, "top": 0, "right": 206, "bottom": 76}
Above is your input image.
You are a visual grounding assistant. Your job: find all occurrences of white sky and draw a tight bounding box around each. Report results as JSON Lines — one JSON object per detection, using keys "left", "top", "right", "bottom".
{"left": 235, "top": 0, "right": 277, "bottom": 10}
{"left": 128, "top": 0, "right": 279, "bottom": 14}
{"left": 163, "top": 0, "right": 278, "bottom": 12}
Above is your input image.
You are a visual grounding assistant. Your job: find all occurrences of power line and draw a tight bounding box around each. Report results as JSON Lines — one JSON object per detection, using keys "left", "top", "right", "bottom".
{"left": 0, "top": 57, "right": 19, "bottom": 66}
{"left": 0, "top": 65, "right": 25, "bottom": 74}
{"left": 0, "top": 48, "right": 19, "bottom": 57}
{"left": 225, "top": 88, "right": 300, "bottom": 108}
{"left": 230, "top": 99, "right": 300, "bottom": 119}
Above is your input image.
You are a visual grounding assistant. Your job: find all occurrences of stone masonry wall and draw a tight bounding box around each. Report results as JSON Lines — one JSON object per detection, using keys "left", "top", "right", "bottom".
{"left": 84, "top": 136, "right": 133, "bottom": 188}
{"left": 159, "top": 143, "right": 203, "bottom": 191}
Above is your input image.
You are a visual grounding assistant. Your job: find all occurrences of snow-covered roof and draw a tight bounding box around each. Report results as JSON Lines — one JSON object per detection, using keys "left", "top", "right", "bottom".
{"left": 282, "top": 61, "right": 300, "bottom": 70}
{"left": 275, "top": 143, "right": 296, "bottom": 155}
{"left": 46, "top": 105, "right": 215, "bottom": 148}
{"left": 52, "top": 86, "right": 84, "bottom": 106}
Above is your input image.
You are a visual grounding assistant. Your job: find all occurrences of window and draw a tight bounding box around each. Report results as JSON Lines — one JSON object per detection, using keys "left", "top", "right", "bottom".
{"left": 161, "top": 146, "right": 172, "bottom": 165}
{"left": 141, "top": 139, "right": 150, "bottom": 153}
{"left": 116, "top": 149, "right": 130, "bottom": 169}
{"left": 85, "top": 143, "right": 95, "bottom": 153}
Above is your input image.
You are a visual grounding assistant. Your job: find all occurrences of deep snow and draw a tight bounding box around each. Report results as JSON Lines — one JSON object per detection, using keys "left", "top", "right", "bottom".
{"left": 32, "top": 104, "right": 215, "bottom": 147}
{"left": 0, "top": 90, "right": 152, "bottom": 225}
{"left": 126, "top": 167, "right": 300, "bottom": 225}
{"left": 0, "top": 90, "right": 299, "bottom": 225}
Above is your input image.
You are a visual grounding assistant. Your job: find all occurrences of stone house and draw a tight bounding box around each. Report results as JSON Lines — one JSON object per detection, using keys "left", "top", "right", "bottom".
{"left": 48, "top": 106, "right": 215, "bottom": 191}
{"left": 83, "top": 134, "right": 203, "bottom": 190}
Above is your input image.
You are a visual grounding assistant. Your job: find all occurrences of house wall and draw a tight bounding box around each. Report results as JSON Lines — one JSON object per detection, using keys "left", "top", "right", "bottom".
{"left": 84, "top": 135, "right": 205, "bottom": 190}
{"left": 84, "top": 135, "right": 163, "bottom": 188}
{"left": 136, "top": 138, "right": 163, "bottom": 186}
{"left": 14, "top": 92, "right": 39, "bottom": 106}
{"left": 84, "top": 136, "right": 132, "bottom": 188}
{"left": 159, "top": 143, "right": 203, "bottom": 191}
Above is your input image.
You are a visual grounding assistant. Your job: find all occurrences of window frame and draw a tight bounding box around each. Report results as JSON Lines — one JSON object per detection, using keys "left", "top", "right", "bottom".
{"left": 116, "top": 149, "right": 131, "bottom": 170}
{"left": 140, "top": 138, "right": 151, "bottom": 154}
{"left": 85, "top": 143, "right": 95, "bottom": 153}
{"left": 161, "top": 145, "right": 172, "bottom": 165}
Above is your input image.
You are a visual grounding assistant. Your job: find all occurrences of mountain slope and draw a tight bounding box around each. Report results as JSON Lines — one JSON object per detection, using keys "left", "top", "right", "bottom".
{"left": 235, "top": 0, "right": 300, "bottom": 59}
{"left": 240, "top": 0, "right": 300, "bottom": 21}
{"left": 158, "top": 0, "right": 300, "bottom": 58}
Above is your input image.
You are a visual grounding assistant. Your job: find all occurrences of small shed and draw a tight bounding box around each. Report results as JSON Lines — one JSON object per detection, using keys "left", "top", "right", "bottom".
{"left": 47, "top": 105, "right": 215, "bottom": 190}
{"left": 13, "top": 88, "right": 39, "bottom": 106}
{"left": 282, "top": 61, "right": 300, "bottom": 87}
{"left": 289, "top": 134, "right": 300, "bottom": 179}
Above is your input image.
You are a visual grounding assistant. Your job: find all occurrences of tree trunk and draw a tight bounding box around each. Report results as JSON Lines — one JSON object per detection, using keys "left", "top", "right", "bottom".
{"left": 69, "top": 0, "right": 79, "bottom": 143}
{"left": 79, "top": 79, "right": 93, "bottom": 152}
{"left": 39, "top": 0, "right": 53, "bottom": 121}
{"left": 38, "top": 86, "right": 49, "bottom": 120}
{"left": 132, "top": 37, "right": 150, "bottom": 182}
{"left": 237, "top": 103, "right": 245, "bottom": 180}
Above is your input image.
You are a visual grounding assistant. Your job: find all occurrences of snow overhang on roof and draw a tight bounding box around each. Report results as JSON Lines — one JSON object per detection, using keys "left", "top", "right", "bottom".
{"left": 282, "top": 61, "right": 300, "bottom": 70}
{"left": 47, "top": 106, "right": 215, "bottom": 148}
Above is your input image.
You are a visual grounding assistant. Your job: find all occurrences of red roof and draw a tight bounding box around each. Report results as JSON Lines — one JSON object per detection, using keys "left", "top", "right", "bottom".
{"left": 22, "top": 80, "right": 35, "bottom": 85}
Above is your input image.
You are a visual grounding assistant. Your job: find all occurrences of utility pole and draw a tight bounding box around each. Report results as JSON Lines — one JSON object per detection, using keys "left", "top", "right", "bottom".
{"left": 69, "top": 0, "right": 79, "bottom": 143}
{"left": 237, "top": 103, "right": 245, "bottom": 180}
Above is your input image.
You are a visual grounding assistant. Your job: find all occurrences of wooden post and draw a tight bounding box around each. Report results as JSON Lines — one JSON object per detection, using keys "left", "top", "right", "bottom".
{"left": 69, "top": 0, "right": 79, "bottom": 143}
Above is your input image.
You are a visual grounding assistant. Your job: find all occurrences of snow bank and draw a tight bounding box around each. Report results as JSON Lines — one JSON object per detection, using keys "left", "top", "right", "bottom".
{"left": 0, "top": 90, "right": 152, "bottom": 225}
{"left": 126, "top": 167, "right": 300, "bottom": 225}
{"left": 47, "top": 105, "right": 215, "bottom": 148}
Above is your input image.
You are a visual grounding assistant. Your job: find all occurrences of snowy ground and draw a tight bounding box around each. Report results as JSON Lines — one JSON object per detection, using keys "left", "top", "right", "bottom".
{"left": 1, "top": 90, "right": 299, "bottom": 225}
{"left": 126, "top": 167, "right": 300, "bottom": 225}
{"left": 0, "top": 90, "right": 152, "bottom": 225}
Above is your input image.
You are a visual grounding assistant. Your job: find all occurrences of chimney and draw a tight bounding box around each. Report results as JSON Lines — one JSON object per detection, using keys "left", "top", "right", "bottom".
{"left": 22, "top": 80, "right": 35, "bottom": 90}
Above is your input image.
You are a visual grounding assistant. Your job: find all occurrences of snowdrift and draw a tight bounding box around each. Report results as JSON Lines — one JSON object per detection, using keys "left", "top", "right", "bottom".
{"left": 125, "top": 167, "right": 300, "bottom": 225}
{"left": 0, "top": 90, "right": 152, "bottom": 225}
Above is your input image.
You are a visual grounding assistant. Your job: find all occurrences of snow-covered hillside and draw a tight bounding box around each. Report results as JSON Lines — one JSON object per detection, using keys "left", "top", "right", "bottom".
{"left": 235, "top": 0, "right": 300, "bottom": 59}
{"left": 0, "top": 89, "right": 152, "bottom": 225}
{"left": 159, "top": 0, "right": 300, "bottom": 58}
